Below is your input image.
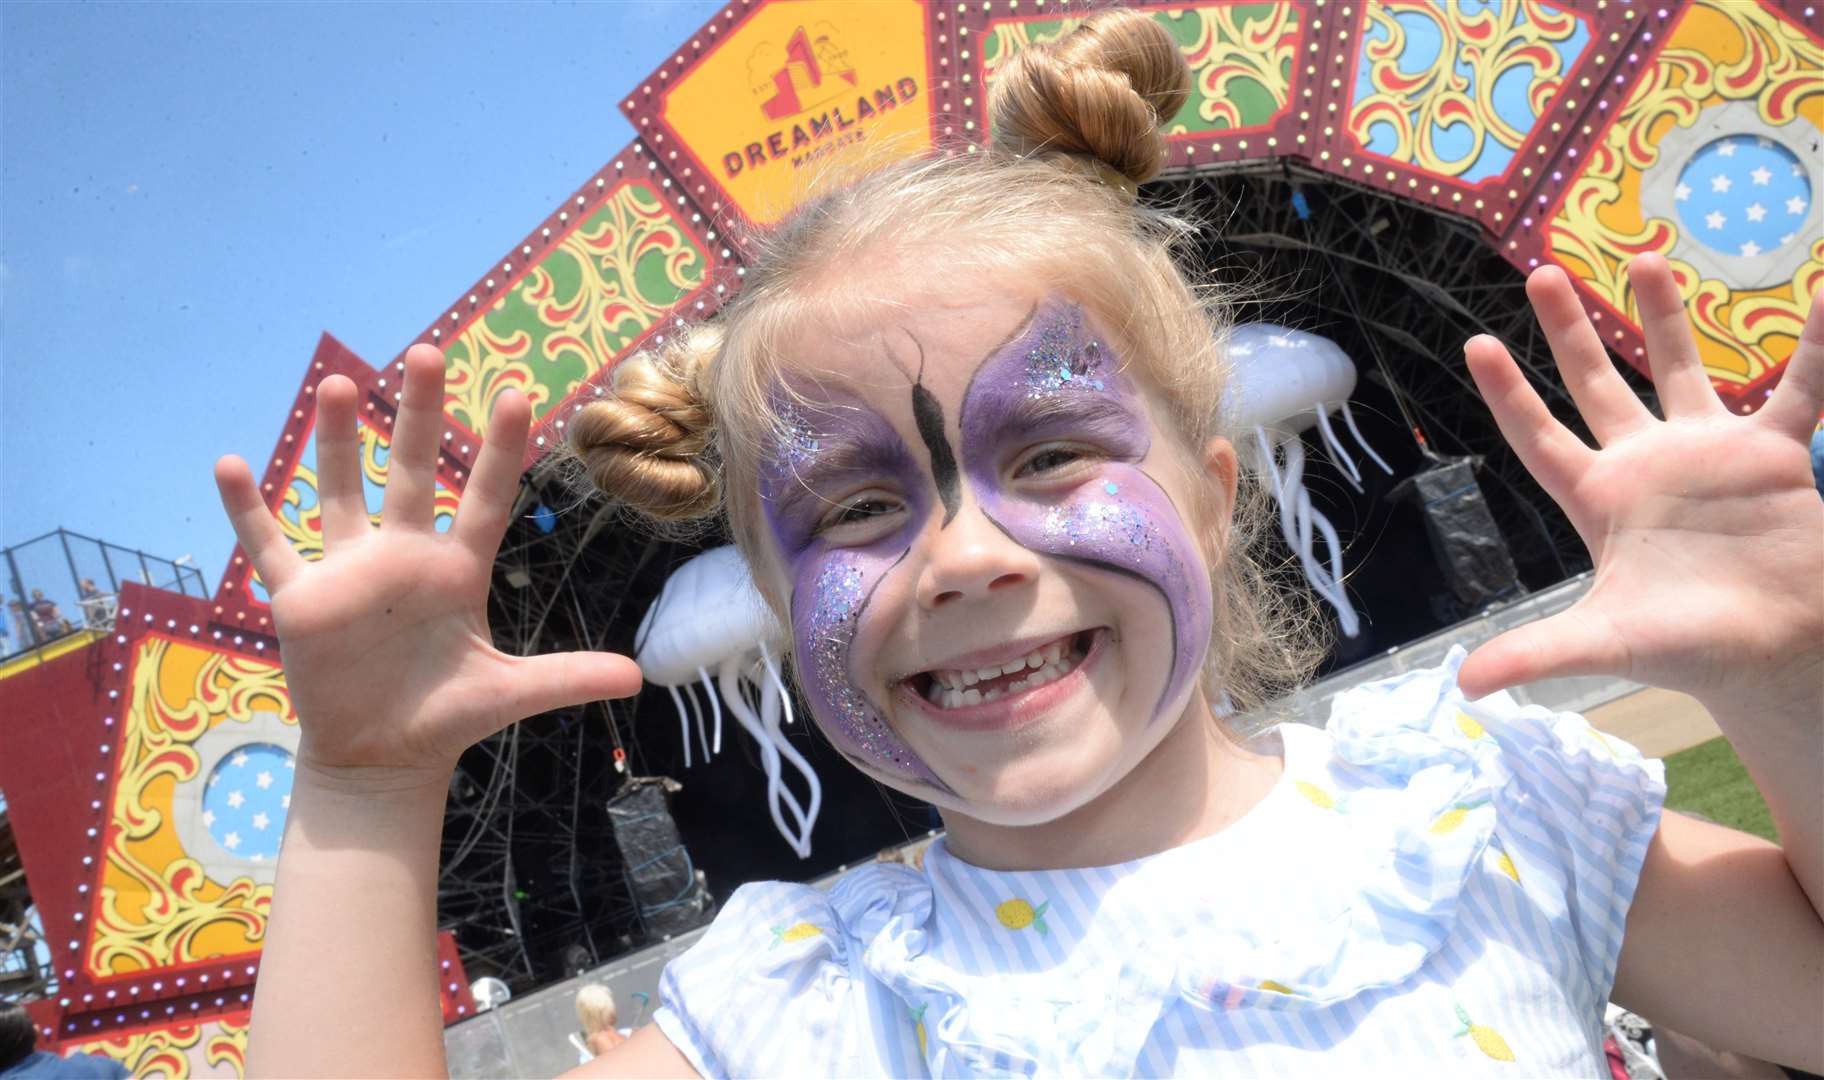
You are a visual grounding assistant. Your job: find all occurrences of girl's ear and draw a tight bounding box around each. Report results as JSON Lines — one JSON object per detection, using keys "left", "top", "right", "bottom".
{"left": 1197, "top": 436, "right": 1240, "bottom": 562}
{"left": 1201, "top": 436, "right": 1239, "bottom": 513}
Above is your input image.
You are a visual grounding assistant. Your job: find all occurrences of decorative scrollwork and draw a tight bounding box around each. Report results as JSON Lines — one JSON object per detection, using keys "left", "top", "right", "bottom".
{"left": 67, "top": 1016, "right": 247, "bottom": 1080}
{"left": 441, "top": 181, "right": 708, "bottom": 436}
{"left": 89, "top": 638, "right": 292, "bottom": 977}
{"left": 1349, "top": 0, "right": 1587, "bottom": 182}
{"left": 1547, "top": 0, "right": 1822, "bottom": 388}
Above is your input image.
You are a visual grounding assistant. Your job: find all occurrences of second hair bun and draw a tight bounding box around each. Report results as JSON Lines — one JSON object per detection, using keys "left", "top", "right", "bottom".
{"left": 988, "top": 8, "right": 1192, "bottom": 188}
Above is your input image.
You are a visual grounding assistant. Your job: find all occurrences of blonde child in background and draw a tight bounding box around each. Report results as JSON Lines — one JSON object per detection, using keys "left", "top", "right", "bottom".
{"left": 219, "top": 11, "right": 1824, "bottom": 1077}
{"left": 573, "top": 984, "right": 626, "bottom": 1061}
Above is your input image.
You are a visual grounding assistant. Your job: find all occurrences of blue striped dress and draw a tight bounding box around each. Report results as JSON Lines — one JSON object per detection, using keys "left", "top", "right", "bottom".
{"left": 652, "top": 647, "right": 1666, "bottom": 1077}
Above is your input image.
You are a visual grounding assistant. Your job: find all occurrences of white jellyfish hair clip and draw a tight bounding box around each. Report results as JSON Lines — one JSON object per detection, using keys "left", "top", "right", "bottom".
{"left": 1224, "top": 323, "right": 1395, "bottom": 638}
{"left": 633, "top": 545, "right": 822, "bottom": 859}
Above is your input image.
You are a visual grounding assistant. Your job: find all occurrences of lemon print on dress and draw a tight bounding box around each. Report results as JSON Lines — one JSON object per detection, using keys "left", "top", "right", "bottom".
{"left": 910, "top": 1002, "right": 928, "bottom": 1057}
{"left": 1454, "top": 711, "right": 1488, "bottom": 740}
{"left": 1257, "top": 979, "right": 1293, "bottom": 994}
{"left": 1453, "top": 1003, "right": 1516, "bottom": 1062}
{"left": 995, "top": 897, "right": 1050, "bottom": 936}
{"left": 1430, "top": 798, "right": 1490, "bottom": 835}
{"left": 1489, "top": 841, "right": 1521, "bottom": 883}
{"left": 1296, "top": 781, "right": 1339, "bottom": 810}
{"left": 769, "top": 922, "right": 823, "bottom": 949}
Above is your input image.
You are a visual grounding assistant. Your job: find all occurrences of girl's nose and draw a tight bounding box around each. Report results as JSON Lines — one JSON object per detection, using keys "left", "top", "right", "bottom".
{"left": 914, "top": 500, "right": 1041, "bottom": 610}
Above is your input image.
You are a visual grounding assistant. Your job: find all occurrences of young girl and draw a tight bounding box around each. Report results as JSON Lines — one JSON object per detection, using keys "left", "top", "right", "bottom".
{"left": 217, "top": 12, "right": 1823, "bottom": 1077}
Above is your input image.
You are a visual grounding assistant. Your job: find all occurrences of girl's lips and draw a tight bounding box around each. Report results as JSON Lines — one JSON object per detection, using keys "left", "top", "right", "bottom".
{"left": 894, "top": 628, "right": 1107, "bottom": 732}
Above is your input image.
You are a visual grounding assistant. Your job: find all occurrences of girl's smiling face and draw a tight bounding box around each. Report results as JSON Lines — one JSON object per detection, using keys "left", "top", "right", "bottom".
{"left": 757, "top": 289, "right": 1222, "bottom": 826}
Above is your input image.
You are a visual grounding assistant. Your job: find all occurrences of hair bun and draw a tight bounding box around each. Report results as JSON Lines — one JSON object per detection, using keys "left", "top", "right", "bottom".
{"left": 569, "top": 325, "right": 724, "bottom": 521}
{"left": 988, "top": 8, "right": 1192, "bottom": 189}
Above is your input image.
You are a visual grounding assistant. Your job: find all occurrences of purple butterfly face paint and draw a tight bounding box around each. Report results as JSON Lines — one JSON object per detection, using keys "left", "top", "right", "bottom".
{"left": 958, "top": 300, "right": 1213, "bottom": 724}
{"left": 759, "top": 392, "right": 952, "bottom": 791}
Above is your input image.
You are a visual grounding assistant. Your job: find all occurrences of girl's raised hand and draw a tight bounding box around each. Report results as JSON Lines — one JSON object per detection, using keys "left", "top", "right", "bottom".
{"left": 213, "top": 346, "right": 643, "bottom": 786}
{"left": 1458, "top": 254, "right": 1823, "bottom": 711}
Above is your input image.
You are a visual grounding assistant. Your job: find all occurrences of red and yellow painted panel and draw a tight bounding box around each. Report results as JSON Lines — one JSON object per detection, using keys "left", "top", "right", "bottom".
{"left": 1347, "top": 0, "right": 1591, "bottom": 187}
{"left": 87, "top": 634, "right": 289, "bottom": 979}
{"left": 1539, "top": 0, "right": 1821, "bottom": 406}
{"left": 63, "top": 1014, "right": 249, "bottom": 1080}
{"left": 623, "top": 0, "right": 956, "bottom": 236}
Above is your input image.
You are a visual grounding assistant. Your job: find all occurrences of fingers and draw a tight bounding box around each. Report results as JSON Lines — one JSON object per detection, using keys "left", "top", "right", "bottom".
{"left": 1464, "top": 334, "right": 1592, "bottom": 503}
{"left": 453, "top": 389, "right": 531, "bottom": 555}
{"left": 315, "top": 375, "right": 372, "bottom": 548}
{"left": 1628, "top": 254, "right": 1724, "bottom": 419}
{"left": 215, "top": 455, "right": 306, "bottom": 594}
{"left": 1758, "top": 285, "right": 1824, "bottom": 442}
{"left": 1527, "top": 266, "right": 1654, "bottom": 445}
{"left": 500, "top": 652, "right": 645, "bottom": 726}
{"left": 379, "top": 345, "right": 448, "bottom": 530}
{"left": 1456, "top": 605, "right": 1629, "bottom": 699}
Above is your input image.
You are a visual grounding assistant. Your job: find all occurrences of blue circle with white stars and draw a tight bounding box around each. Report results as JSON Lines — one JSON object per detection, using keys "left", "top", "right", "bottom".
{"left": 202, "top": 743, "right": 295, "bottom": 862}
{"left": 1675, "top": 135, "right": 1812, "bottom": 258}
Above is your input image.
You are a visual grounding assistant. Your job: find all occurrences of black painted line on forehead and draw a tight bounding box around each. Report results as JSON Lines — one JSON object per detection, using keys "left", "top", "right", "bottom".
{"left": 982, "top": 509, "right": 1181, "bottom": 724}
{"left": 906, "top": 336, "right": 961, "bottom": 527}
{"left": 959, "top": 300, "right": 1045, "bottom": 420}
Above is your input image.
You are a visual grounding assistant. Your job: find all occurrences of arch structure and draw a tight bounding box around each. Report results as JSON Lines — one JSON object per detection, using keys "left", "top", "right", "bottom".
{"left": 2, "top": 0, "right": 1816, "bottom": 1070}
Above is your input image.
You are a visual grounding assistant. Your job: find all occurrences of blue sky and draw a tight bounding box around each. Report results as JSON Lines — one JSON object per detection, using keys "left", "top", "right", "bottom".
{"left": 1, "top": 0, "right": 720, "bottom": 600}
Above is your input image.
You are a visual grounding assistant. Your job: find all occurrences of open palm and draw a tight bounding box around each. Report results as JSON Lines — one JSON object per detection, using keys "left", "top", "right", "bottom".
{"left": 214, "top": 347, "right": 642, "bottom": 783}
{"left": 1458, "top": 255, "right": 1824, "bottom": 710}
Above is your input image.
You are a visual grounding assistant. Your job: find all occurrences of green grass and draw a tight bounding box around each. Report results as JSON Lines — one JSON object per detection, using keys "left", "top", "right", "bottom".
{"left": 1660, "top": 737, "right": 1777, "bottom": 843}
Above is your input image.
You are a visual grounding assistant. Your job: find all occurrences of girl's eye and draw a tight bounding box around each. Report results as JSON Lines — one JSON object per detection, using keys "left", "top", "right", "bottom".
{"left": 821, "top": 496, "right": 901, "bottom": 532}
{"left": 1015, "top": 446, "right": 1089, "bottom": 478}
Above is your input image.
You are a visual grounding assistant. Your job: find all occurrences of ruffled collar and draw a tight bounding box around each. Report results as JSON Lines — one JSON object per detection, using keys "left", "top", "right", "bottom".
{"left": 827, "top": 648, "right": 1502, "bottom": 1076}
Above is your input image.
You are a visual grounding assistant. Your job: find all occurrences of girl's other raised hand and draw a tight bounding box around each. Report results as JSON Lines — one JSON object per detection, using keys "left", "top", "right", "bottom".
{"left": 213, "top": 345, "right": 643, "bottom": 788}
{"left": 1458, "top": 254, "right": 1824, "bottom": 713}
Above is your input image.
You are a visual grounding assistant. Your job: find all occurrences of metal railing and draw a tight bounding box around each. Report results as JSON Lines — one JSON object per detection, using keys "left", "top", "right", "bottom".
{"left": 1, "top": 529, "right": 209, "bottom": 663}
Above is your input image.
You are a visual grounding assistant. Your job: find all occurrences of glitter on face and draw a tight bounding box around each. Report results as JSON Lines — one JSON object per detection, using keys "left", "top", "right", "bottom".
{"left": 962, "top": 298, "right": 1214, "bottom": 724}
{"left": 760, "top": 392, "right": 950, "bottom": 791}
{"left": 1021, "top": 303, "right": 1108, "bottom": 396}
{"left": 796, "top": 554, "right": 941, "bottom": 783}
{"left": 773, "top": 398, "right": 822, "bottom": 472}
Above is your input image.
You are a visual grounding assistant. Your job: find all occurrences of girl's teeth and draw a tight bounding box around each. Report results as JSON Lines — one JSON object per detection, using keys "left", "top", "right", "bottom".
{"left": 921, "top": 643, "right": 1088, "bottom": 711}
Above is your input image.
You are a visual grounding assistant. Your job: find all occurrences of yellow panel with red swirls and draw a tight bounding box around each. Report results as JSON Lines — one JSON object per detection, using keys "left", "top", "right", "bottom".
{"left": 87, "top": 634, "right": 291, "bottom": 981}
{"left": 1347, "top": 0, "right": 1592, "bottom": 187}
{"left": 61, "top": 1014, "right": 249, "bottom": 1080}
{"left": 1539, "top": 0, "right": 1821, "bottom": 408}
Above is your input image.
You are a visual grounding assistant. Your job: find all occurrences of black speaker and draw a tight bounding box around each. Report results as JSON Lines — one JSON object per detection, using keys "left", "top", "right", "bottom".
{"left": 607, "top": 778, "right": 713, "bottom": 940}
{"left": 1389, "top": 457, "right": 1525, "bottom": 612}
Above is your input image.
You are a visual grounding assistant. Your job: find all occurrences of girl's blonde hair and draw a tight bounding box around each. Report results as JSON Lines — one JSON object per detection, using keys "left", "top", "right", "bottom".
{"left": 570, "top": 8, "right": 1323, "bottom": 716}
{"left": 574, "top": 983, "right": 618, "bottom": 1034}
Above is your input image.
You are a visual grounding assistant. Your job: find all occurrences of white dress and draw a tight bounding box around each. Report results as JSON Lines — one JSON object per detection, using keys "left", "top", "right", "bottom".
{"left": 653, "top": 648, "right": 1665, "bottom": 1077}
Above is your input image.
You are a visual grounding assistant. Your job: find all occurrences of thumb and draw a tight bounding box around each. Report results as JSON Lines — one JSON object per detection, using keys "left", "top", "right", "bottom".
{"left": 499, "top": 650, "right": 645, "bottom": 723}
{"left": 1458, "top": 606, "right": 1628, "bottom": 700}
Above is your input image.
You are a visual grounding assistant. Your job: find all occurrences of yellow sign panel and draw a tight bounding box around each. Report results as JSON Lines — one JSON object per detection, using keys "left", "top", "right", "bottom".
{"left": 663, "top": 0, "right": 935, "bottom": 226}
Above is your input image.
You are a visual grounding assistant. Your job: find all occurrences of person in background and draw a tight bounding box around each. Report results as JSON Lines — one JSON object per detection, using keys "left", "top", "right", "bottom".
{"left": 0, "top": 1004, "right": 128, "bottom": 1079}
{"left": 575, "top": 984, "right": 627, "bottom": 1059}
